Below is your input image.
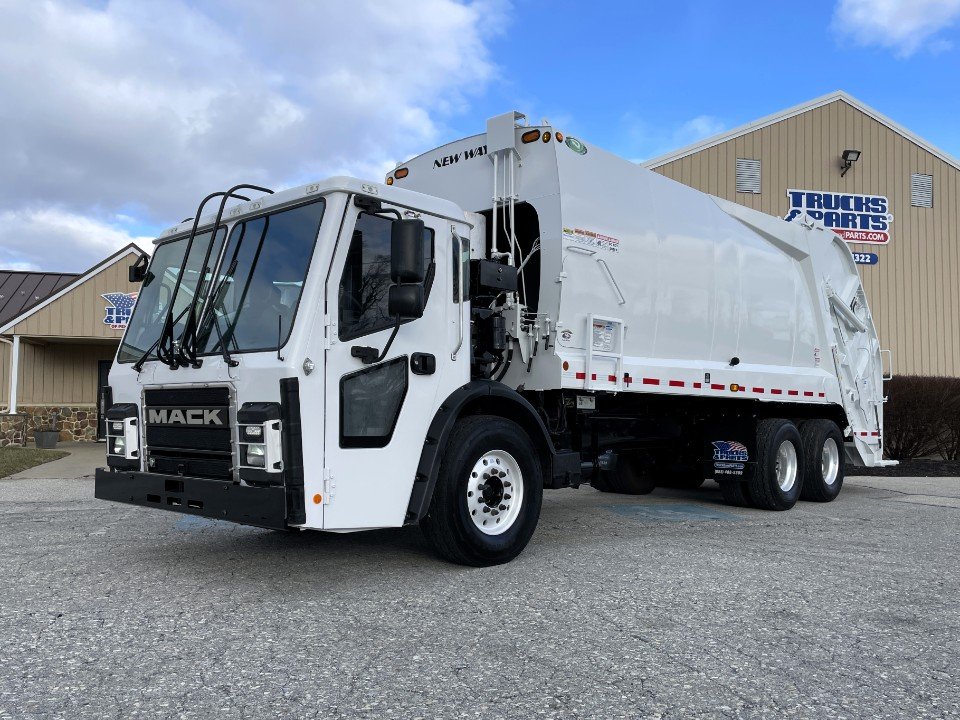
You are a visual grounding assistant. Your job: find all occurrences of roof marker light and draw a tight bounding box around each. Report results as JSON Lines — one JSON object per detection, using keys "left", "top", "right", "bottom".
{"left": 556, "top": 131, "right": 564, "bottom": 142}
{"left": 395, "top": 168, "right": 409, "bottom": 179}
{"left": 542, "top": 131, "right": 552, "bottom": 143}
{"left": 521, "top": 129, "right": 541, "bottom": 144}
{"left": 386, "top": 177, "right": 394, "bottom": 185}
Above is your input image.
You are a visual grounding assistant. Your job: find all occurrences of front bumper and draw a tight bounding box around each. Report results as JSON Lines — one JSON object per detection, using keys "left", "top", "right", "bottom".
{"left": 95, "top": 468, "right": 290, "bottom": 530}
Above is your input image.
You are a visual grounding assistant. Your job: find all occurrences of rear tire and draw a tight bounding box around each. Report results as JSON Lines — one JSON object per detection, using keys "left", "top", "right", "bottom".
{"left": 420, "top": 415, "right": 543, "bottom": 566}
{"left": 591, "top": 450, "right": 656, "bottom": 495}
{"left": 748, "top": 419, "right": 804, "bottom": 511}
{"left": 720, "top": 480, "right": 753, "bottom": 507}
{"left": 799, "top": 420, "right": 845, "bottom": 502}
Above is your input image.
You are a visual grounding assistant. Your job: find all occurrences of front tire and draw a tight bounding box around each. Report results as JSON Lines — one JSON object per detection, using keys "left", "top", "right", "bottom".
{"left": 420, "top": 415, "right": 543, "bottom": 566}
{"left": 748, "top": 419, "right": 804, "bottom": 511}
{"left": 799, "top": 420, "right": 845, "bottom": 502}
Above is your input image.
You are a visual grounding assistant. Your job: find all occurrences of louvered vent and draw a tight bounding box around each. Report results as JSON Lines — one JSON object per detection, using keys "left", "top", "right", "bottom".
{"left": 735, "top": 158, "right": 761, "bottom": 194}
{"left": 911, "top": 173, "right": 933, "bottom": 208}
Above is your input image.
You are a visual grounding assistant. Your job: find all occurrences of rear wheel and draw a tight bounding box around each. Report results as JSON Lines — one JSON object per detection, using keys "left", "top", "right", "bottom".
{"left": 720, "top": 480, "right": 753, "bottom": 507}
{"left": 591, "top": 450, "right": 656, "bottom": 495}
{"left": 420, "top": 415, "right": 543, "bottom": 566}
{"left": 799, "top": 420, "right": 845, "bottom": 502}
{"left": 748, "top": 419, "right": 804, "bottom": 511}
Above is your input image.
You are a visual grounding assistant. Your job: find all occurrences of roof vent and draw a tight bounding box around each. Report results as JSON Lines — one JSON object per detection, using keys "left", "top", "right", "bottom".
{"left": 736, "top": 158, "right": 761, "bottom": 194}
{"left": 911, "top": 173, "right": 933, "bottom": 208}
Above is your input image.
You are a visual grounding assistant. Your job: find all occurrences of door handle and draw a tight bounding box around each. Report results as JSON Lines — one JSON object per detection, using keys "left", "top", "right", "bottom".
{"left": 411, "top": 353, "right": 436, "bottom": 375}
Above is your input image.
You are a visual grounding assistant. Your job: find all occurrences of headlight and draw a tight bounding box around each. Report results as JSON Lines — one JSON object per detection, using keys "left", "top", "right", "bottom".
{"left": 111, "top": 437, "right": 126, "bottom": 455}
{"left": 244, "top": 444, "right": 266, "bottom": 467}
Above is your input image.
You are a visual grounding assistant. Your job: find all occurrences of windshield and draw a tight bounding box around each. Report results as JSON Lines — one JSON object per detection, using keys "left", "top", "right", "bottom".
{"left": 195, "top": 198, "right": 325, "bottom": 355}
{"left": 119, "top": 198, "right": 326, "bottom": 364}
{"left": 117, "top": 227, "right": 226, "bottom": 363}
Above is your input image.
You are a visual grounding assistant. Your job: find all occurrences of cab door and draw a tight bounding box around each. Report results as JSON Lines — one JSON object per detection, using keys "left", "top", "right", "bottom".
{"left": 321, "top": 202, "right": 468, "bottom": 529}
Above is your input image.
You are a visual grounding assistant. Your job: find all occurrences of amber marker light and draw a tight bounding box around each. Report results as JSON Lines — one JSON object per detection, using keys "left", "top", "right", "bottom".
{"left": 521, "top": 129, "right": 541, "bottom": 143}
{"left": 556, "top": 131, "right": 564, "bottom": 142}
{"left": 542, "top": 131, "right": 552, "bottom": 143}
{"left": 562, "top": 360, "right": 570, "bottom": 371}
{"left": 395, "top": 167, "right": 409, "bottom": 179}
{"left": 386, "top": 177, "right": 394, "bottom": 185}
{"left": 313, "top": 494, "right": 322, "bottom": 504}
{"left": 730, "top": 383, "right": 740, "bottom": 392}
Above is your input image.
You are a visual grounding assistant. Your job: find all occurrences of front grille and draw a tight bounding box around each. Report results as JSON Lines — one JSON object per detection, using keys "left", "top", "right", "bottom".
{"left": 144, "top": 387, "right": 233, "bottom": 480}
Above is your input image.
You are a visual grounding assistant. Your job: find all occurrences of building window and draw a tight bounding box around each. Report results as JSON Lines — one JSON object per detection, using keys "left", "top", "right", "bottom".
{"left": 735, "top": 158, "right": 761, "bottom": 194}
{"left": 911, "top": 173, "right": 933, "bottom": 208}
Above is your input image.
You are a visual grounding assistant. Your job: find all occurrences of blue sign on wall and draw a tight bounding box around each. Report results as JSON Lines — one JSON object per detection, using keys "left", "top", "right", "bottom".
{"left": 785, "top": 189, "right": 893, "bottom": 245}
{"left": 852, "top": 252, "right": 879, "bottom": 265}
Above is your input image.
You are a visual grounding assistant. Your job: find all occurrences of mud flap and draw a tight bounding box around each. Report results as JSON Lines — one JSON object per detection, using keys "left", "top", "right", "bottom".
{"left": 701, "top": 420, "right": 757, "bottom": 484}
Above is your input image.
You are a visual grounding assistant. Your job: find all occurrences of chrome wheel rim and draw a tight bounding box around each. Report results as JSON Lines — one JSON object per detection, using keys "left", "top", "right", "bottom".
{"left": 466, "top": 450, "right": 524, "bottom": 535}
{"left": 775, "top": 440, "right": 798, "bottom": 492}
{"left": 821, "top": 437, "right": 840, "bottom": 486}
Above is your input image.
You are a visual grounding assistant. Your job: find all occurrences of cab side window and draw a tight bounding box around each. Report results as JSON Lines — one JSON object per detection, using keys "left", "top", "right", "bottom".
{"left": 338, "top": 212, "right": 434, "bottom": 340}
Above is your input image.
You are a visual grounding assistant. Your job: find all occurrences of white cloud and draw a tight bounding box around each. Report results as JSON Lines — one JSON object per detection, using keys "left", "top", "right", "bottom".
{"left": 0, "top": 0, "right": 506, "bottom": 271}
{"left": 833, "top": 0, "right": 960, "bottom": 56}
{"left": 673, "top": 115, "right": 726, "bottom": 146}
{"left": 0, "top": 208, "right": 154, "bottom": 271}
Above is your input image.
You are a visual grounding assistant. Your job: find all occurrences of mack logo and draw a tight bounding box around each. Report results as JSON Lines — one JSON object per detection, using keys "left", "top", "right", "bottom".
{"left": 147, "top": 408, "right": 224, "bottom": 426}
{"left": 433, "top": 144, "right": 487, "bottom": 168}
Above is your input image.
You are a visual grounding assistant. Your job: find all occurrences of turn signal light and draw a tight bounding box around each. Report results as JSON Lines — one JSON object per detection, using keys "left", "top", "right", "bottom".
{"left": 395, "top": 167, "right": 409, "bottom": 179}
{"left": 521, "top": 129, "right": 541, "bottom": 144}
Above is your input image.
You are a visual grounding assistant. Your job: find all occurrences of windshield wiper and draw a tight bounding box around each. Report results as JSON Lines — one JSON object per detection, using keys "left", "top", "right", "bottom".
{"left": 132, "top": 303, "right": 192, "bottom": 372}
{"left": 175, "top": 183, "right": 274, "bottom": 368}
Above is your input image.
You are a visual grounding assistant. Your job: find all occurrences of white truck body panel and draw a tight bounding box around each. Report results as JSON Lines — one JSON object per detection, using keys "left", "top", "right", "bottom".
{"left": 395, "top": 122, "right": 886, "bottom": 466}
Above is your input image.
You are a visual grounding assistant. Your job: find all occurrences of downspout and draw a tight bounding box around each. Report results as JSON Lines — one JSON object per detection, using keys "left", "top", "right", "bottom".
{"left": 5, "top": 335, "right": 19, "bottom": 415}
{"left": 0, "top": 336, "right": 11, "bottom": 413}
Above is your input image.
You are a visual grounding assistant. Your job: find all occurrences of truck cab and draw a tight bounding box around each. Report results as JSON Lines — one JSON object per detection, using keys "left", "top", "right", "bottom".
{"left": 98, "top": 178, "right": 482, "bottom": 533}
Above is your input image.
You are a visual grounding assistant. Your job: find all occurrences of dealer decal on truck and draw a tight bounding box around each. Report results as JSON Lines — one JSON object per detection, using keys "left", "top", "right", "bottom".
{"left": 433, "top": 144, "right": 487, "bottom": 168}
{"left": 784, "top": 189, "right": 893, "bottom": 244}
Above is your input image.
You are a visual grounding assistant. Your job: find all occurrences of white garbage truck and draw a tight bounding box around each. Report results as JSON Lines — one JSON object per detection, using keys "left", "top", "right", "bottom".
{"left": 95, "top": 111, "right": 892, "bottom": 565}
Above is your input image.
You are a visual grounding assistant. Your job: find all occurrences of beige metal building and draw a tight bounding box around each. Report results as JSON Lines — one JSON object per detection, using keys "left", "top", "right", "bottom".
{"left": 643, "top": 90, "right": 959, "bottom": 377}
{"left": 0, "top": 244, "right": 146, "bottom": 445}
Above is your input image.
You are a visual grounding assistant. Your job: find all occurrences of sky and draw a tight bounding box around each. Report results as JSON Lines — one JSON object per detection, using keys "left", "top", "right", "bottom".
{"left": 1, "top": 0, "right": 959, "bottom": 271}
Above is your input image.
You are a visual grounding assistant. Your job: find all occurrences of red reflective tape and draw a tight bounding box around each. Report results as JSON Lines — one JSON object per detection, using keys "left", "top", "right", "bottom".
{"left": 668, "top": 380, "right": 684, "bottom": 387}
{"left": 752, "top": 387, "right": 764, "bottom": 393}
{"left": 642, "top": 378, "right": 660, "bottom": 385}
{"left": 624, "top": 375, "right": 633, "bottom": 384}
{"left": 871, "top": 431, "right": 880, "bottom": 436}
{"left": 788, "top": 390, "right": 799, "bottom": 396}
{"left": 608, "top": 375, "right": 617, "bottom": 382}
{"left": 693, "top": 382, "right": 702, "bottom": 389}
{"left": 591, "top": 373, "right": 597, "bottom": 381}
{"left": 575, "top": 372, "right": 585, "bottom": 380}
{"left": 710, "top": 383, "right": 724, "bottom": 390}
{"left": 738, "top": 385, "right": 746, "bottom": 392}
{"left": 860, "top": 431, "right": 869, "bottom": 436}
{"left": 818, "top": 392, "right": 826, "bottom": 398}
{"left": 803, "top": 391, "right": 813, "bottom": 397}
{"left": 771, "top": 389, "right": 783, "bottom": 395}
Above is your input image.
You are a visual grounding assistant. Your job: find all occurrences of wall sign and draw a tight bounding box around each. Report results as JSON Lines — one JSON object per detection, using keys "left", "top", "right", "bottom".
{"left": 102, "top": 292, "right": 138, "bottom": 329}
{"left": 784, "top": 189, "right": 893, "bottom": 245}
{"left": 852, "top": 252, "right": 879, "bottom": 265}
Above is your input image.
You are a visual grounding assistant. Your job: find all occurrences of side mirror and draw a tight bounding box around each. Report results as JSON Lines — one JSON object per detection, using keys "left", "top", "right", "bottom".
{"left": 391, "top": 219, "right": 425, "bottom": 283}
{"left": 388, "top": 285, "right": 425, "bottom": 319}
{"left": 129, "top": 255, "right": 148, "bottom": 283}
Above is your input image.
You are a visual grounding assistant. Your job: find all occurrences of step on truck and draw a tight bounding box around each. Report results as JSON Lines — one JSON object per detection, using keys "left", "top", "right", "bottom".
{"left": 95, "top": 111, "right": 894, "bottom": 566}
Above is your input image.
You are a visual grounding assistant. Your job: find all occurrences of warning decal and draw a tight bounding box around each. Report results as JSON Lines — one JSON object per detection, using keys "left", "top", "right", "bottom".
{"left": 563, "top": 227, "right": 620, "bottom": 253}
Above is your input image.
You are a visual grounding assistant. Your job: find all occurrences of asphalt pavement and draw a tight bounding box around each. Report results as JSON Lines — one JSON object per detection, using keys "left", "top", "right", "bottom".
{"left": 1, "top": 449, "right": 958, "bottom": 719}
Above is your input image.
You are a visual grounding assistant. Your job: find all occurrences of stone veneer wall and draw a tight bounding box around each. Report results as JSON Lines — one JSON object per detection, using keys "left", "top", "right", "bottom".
{"left": 0, "top": 405, "right": 99, "bottom": 446}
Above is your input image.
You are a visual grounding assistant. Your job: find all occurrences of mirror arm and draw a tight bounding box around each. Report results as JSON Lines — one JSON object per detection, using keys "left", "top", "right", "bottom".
{"left": 351, "top": 316, "right": 402, "bottom": 365}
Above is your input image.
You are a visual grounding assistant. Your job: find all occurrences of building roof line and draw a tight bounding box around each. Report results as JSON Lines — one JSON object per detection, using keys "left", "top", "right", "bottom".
{"left": 641, "top": 90, "right": 960, "bottom": 172}
{"left": 0, "top": 243, "right": 146, "bottom": 336}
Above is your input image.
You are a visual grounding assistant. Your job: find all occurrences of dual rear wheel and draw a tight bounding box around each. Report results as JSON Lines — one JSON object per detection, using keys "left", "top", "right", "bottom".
{"left": 721, "top": 418, "right": 844, "bottom": 510}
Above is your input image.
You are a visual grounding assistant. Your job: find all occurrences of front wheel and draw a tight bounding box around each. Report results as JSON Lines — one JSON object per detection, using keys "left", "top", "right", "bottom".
{"left": 420, "top": 415, "right": 543, "bottom": 566}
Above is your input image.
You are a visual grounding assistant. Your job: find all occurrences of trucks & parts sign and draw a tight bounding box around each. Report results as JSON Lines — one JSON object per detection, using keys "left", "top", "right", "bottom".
{"left": 784, "top": 189, "right": 893, "bottom": 245}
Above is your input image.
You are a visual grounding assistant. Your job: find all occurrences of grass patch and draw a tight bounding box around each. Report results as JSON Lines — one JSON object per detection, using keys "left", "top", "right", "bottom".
{"left": 0, "top": 447, "right": 70, "bottom": 479}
